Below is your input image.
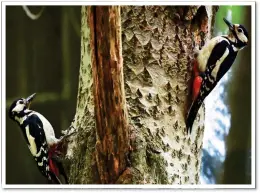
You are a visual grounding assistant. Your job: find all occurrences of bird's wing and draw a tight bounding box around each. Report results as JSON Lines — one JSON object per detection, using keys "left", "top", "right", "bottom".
{"left": 24, "top": 114, "right": 63, "bottom": 184}
{"left": 186, "top": 40, "right": 230, "bottom": 133}
{"left": 24, "top": 114, "right": 50, "bottom": 175}
{"left": 25, "top": 114, "right": 47, "bottom": 156}
{"left": 205, "top": 39, "right": 230, "bottom": 81}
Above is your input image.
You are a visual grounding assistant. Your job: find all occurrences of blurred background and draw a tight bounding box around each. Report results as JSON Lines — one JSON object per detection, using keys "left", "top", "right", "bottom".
{"left": 201, "top": 6, "right": 252, "bottom": 184}
{"left": 5, "top": 6, "right": 252, "bottom": 184}
{"left": 6, "top": 6, "right": 81, "bottom": 184}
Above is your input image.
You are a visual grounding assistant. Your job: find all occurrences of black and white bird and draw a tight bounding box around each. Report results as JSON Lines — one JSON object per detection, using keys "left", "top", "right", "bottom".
{"left": 9, "top": 93, "right": 68, "bottom": 184}
{"left": 186, "top": 18, "right": 249, "bottom": 133}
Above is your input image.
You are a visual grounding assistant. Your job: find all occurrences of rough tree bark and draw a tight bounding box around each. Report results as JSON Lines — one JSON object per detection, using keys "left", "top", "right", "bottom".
{"left": 64, "top": 5, "right": 218, "bottom": 184}
{"left": 92, "top": 6, "right": 130, "bottom": 184}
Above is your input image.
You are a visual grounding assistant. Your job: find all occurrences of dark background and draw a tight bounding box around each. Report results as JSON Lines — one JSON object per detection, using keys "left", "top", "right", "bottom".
{"left": 6, "top": 6, "right": 81, "bottom": 184}
{"left": 5, "top": 5, "right": 252, "bottom": 184}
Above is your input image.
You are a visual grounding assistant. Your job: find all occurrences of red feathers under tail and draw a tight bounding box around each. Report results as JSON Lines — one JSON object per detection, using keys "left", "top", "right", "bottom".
{"left": 48, "top": 145, "right": 68, "bottom": 184}
{"left": 186, "top": 59, "right": 203, "bottom": 133}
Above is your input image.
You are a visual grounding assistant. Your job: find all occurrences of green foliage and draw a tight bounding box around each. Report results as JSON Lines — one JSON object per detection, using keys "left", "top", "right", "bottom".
{"left": 214, "top": 6, "right": 247, "bottom": 36}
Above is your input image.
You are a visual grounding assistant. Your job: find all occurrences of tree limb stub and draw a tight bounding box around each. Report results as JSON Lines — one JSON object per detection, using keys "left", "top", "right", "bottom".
{"left": 91, "top": 6, "right": 130, "bottom": 184}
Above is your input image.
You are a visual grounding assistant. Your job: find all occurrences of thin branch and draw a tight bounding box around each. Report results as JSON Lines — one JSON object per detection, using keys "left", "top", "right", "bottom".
{"left": 22, "top": 6, "right": 45, "bottom": 20}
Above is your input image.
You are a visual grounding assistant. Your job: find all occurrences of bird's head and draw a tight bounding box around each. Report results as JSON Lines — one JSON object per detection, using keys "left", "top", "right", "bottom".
{"left": 9, "top": 93, "right": 36, "bottom": 121}
{"left": 223, "top": 18, "right": 249, "bottom": 49}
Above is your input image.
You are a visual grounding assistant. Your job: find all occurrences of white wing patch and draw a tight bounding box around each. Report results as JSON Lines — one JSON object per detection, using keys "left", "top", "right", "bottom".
{"left": 211, "top": 48, "right": 230, "bottom": 80}
{"left": 25, "top": 126, "right": 37, "bottom": 156}
{"left": 197, "top": 36, "right": 229, "bottom": 72}
{"left": 29, "top": 112, "right": 59, "bottom": 146}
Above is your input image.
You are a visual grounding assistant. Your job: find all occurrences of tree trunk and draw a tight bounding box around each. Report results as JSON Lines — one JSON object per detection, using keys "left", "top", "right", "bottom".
{"left": 64, "top": 6, "right": 97, "bottom": 184}
{"left": 65, "top": 5, "right": 218, "bottom": 184}
{"left": 92, "top": 6, "right": 130, "bottom": 184}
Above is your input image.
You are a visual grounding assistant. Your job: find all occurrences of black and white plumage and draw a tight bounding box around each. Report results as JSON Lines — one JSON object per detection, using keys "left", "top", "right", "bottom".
{"left": 9, "top": 93, "right": 68, "bottom": 184}
{"left": 186, "top": 18, "right": 249, "bottom": 133}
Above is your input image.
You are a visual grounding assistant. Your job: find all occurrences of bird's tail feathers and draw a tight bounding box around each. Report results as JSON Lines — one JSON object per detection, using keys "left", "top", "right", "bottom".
{"left": 49, "top": 156, "right": 69, "bottom": 184}
{"left": 48, "top": 171, "right": 62, "bottom": 184}
{"left": 186, "top": 98, "right": 202, "bottom": 134}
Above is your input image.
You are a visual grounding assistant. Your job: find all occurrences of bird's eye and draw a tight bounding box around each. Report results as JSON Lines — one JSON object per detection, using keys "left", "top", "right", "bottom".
{"left": 19, "top": 100, "right": 24, "bottom": 104}
{"left": 238, "top": 28, "right": 243, "bottom": 33}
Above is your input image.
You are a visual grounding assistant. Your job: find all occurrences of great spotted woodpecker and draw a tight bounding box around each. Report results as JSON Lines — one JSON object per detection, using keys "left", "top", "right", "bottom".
{"left": 186, "top": 18, "right": 249, "bottom": 133}
{"left": 9, "top": 93, "right": 68, "bottom": 184}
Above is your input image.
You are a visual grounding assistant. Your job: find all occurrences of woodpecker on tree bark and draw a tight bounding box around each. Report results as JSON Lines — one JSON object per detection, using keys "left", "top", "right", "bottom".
{"left": 186, "top": 18, "right": 249, "bottom": 134}
{"left": 9, "top": 93, "right": 69, "bottom": 184}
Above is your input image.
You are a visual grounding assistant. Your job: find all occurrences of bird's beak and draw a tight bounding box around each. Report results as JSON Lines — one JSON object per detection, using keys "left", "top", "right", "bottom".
{"left": 25, "top": 93, "right": 36, "bottom": 108}
{"left": 223, "top": 18, "right": 234, "bottom": 31}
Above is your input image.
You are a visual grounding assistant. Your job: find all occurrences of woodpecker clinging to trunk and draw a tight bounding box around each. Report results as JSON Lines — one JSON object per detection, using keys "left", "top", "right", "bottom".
{"left": 186, "top": 18, "right": 249, "bottom": 134}
{"left": 9, "top": 93, "right": 69, "bottom": 184}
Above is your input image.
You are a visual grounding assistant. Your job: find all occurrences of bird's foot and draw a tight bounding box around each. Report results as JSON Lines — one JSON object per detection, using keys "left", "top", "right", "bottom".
{"left": 60, "top": 118, "right": 77, "bottom": 138}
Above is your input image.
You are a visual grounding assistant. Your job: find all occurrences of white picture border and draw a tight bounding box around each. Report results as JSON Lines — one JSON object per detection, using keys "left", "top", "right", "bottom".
{"left": 0, "top": 0, "right": 256, "bottom": 190}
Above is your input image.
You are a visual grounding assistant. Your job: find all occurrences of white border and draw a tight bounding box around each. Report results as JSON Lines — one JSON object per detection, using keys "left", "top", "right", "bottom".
{"left": 1, "top": 0, "right": 256, "bottom": 189}
{"left": 251, "top": 0, "right": 256, "bottom": 189}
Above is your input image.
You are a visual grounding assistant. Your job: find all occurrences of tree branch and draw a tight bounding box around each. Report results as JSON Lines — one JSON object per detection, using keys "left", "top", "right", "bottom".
{"left": 22, "top": 6, "right": 45, "bottom": 20}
